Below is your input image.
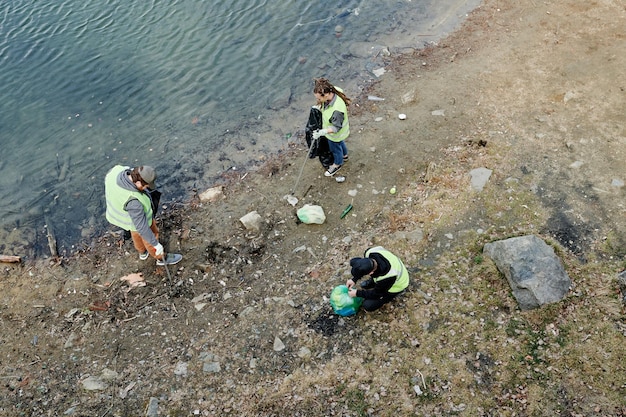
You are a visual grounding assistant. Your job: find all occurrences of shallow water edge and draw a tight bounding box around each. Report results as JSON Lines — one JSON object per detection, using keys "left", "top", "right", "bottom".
{"left": 0, "top": 0, "right": 482, "bottom": 259}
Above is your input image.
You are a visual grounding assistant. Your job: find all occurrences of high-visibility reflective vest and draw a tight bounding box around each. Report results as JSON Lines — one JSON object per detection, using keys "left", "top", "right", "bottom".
{"left": 105, "top": 165, "right": 153, "bottom": 231}
{"left": 365, "top": 246, "right": 409, "bottom": 293}
{"left": 321, "top": 87, "right": 350, "bottom": 143}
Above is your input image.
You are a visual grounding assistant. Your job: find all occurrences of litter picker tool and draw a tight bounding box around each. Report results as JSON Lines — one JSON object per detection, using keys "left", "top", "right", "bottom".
{"left": 291, "top": 137, "right": 318, "bottom": 196}
{"left": 159, "top": 215, "right": 173, "bottom": 285}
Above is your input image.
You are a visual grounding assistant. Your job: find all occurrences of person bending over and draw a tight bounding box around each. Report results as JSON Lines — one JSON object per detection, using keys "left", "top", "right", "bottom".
{"left": 346, "top": 246, "right": 409, "bottom": 311}
{"left": 104, "top": 165, "right": 182, "bottom": 266}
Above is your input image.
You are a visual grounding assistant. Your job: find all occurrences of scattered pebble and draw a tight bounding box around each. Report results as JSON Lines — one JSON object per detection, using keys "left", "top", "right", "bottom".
{"left": 81, "top": 376, "right": 106, "bottom": 391}
{"left": 273, "top": 336, "right": 285, "bottom": 351}
{"left": 146, "top": 398, "right": 159, "bottom": 417}
{"left": 298, "top": 347, "right": 312, "bottom": 359}
{"left": 174, "top": 362, "right": 188, "bottom": 377}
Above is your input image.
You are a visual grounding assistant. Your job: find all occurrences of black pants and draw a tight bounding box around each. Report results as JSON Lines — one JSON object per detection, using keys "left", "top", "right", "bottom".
{"left": 362, "top": 291, "right": 403, "bottom": 312}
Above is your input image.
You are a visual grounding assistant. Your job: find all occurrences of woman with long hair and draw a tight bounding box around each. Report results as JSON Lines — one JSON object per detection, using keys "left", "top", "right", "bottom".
{"left": 312, "top": 78, "right": 351, "bottom": 177}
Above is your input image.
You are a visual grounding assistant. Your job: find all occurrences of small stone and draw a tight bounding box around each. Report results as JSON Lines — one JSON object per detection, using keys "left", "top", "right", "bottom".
{"left": 240, "top": 211, "right": 263, "bottom": 231}
{"left": 64, "top": 332, "right": 78, "bottom": 349}
{"left": 297, "top": 347, "right": 312, "bottom": 359}
{"left": 199, "top": 185, "right": 223, "bottom": 202}
{"left": 372, "top": 68, "right": 386, "bottom": 77}
{"left": 146, "top": 398, "right": 159, "bottom": 417}
{"left": 81, "top": 376, "right": 106, "bottom": 391}
{"left": 174, "top": 362, "right": 188, "bottom": 377}
{"left": 273, "top": 336, "right": 286, "bottom": 351}
{"left": 100, "top": 368, "right": 118, "bottom": 381}
{"left": 203, "top": 362, "right": 221, "bottom": 373}
{"left": 469, "top": 167, "right": 493, "bottom": 191}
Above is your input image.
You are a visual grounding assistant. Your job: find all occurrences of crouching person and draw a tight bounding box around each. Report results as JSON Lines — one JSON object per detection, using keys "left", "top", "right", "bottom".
{"left": 346, "top": 246, "right": 409, "bottom": 312}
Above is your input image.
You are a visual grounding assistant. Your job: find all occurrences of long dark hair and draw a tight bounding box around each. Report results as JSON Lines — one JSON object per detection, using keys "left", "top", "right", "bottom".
{"left": 313, "top": 77, "right": 351, "bottom": 106}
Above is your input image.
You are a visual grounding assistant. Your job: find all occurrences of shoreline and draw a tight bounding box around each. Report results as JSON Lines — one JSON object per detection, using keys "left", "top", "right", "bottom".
{"left": 1, "top": 0, "right": 484, "bottom": 261}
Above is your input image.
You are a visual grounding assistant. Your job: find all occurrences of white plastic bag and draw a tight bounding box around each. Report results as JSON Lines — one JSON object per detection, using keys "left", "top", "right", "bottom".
{"left": 297, "top": 204, "right": 326, "bottom": 224}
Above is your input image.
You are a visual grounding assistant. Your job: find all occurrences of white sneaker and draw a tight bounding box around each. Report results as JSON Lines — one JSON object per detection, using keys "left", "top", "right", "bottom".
{"left": 156, "top": 253, "right": 183, "bottom": 266}
{"left": 139, "top": 251, "right": 149, "bottom": 261}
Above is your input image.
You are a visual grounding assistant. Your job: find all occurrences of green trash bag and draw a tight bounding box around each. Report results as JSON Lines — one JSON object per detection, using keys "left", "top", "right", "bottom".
{"left": 330, "top": 285, "right": 363, "bottom": 316}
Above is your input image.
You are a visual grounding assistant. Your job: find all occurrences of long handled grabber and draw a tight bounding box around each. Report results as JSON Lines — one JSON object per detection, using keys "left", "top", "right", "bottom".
{"left": 161, "top": 252, "right": 172, "bottom": 284}
{"left": 159, "top": 215, "right": 173, "bottom": 286}
{"left": 291, "top": 136, "right": 318, "bottom": 196}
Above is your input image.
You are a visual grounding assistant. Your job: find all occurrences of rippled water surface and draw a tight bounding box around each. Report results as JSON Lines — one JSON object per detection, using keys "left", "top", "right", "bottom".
{"left": 0, "top": 0, "right": 478, "bottom": 255}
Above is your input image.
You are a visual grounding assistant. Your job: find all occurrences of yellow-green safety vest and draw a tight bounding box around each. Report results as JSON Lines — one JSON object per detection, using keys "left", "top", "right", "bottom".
{"left": 321, "top": 87, "right": 350, "bottom": 143}
{"left": 105, "top": 165, "right": 153, "bottom": 231}
{"left": 365, "top": 246, "right": 409, "bottom": 293}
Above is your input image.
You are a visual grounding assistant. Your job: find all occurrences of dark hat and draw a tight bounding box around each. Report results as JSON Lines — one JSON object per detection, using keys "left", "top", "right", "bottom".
{"left": 138, "top": 166, "right": 157, "bottom": 188}
{"left": 350, "top": 257, "right": 374, "bottom": 279}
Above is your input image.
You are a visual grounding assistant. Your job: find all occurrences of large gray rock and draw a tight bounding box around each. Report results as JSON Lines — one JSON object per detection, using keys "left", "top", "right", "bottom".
{"left": 483, "top": 235, "right": 571, "bottom": 310}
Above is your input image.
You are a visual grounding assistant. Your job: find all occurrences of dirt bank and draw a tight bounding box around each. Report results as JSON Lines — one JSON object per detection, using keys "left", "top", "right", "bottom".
{"left": 1, "top": 0, "right": 625, "bottom": 415}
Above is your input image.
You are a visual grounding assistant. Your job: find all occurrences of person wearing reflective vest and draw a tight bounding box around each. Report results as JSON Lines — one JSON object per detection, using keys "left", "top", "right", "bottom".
{"left": 104, "top": 165, "right": 182, "bottom": 266}
{"left": 346, "top": 246, "right": 409, "bottom": 311}
{"left": 312, "top": 77, "right": 351, "bottom": 177}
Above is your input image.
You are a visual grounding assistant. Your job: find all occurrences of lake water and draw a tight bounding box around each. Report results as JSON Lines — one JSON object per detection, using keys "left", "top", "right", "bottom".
{"left": 0, "top": 0, "right": 479, "bottom": 257}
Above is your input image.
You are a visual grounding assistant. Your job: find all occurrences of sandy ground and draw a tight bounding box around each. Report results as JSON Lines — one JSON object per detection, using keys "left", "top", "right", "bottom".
{"left": 1, "top": 0, "right": 625, "bottom": 415}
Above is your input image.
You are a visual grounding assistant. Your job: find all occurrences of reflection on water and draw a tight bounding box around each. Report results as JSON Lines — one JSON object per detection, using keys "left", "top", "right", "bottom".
{"left": 0, "top": 0, "right": 478, "bottom": 257}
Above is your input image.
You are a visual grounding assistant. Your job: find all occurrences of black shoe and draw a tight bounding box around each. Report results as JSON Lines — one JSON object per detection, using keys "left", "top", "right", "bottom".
{"left": 360, "top": 279, "right": 374, "bottom": 289}
{"left": 324, "top": 164, "right": 342, "bottom": 177}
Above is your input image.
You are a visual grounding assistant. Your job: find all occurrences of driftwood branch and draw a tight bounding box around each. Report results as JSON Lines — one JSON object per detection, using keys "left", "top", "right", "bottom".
{"left": 0, "top": 255, "right": 21, "bottom": 263}
{"left": 44, "top": 216, "right": 58, "bottom": 257}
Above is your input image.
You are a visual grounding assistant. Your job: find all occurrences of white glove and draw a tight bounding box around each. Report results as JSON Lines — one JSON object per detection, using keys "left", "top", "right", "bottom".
{"left": 312, "top": 128, "right": 329, "bottom": 140}
{"left": 154, "top": 243, "right": 164, "bottom": 256}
